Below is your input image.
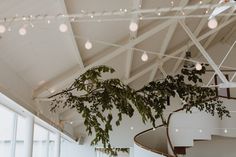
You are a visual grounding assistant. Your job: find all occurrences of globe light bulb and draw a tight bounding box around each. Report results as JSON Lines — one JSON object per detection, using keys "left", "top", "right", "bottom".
{"left": 224, "top": 129, "right": 228, "bottom": 133}
{"left": 208, "top": 18, "right": 218, "bottom": 29}
{"left": 195, "top": 62, "right": 202, "bottom": 71}
{"left": 0, "top": 25, "right": 6, "bottom": 34}
{"left": 129, "top": 22, "right": 138, "bottom": 32}
{"left": 85, "top": 40, "right": 92, "bottom": 50}
{"left": 141, "top": 52, "right": 148, "bottom": 62}
{"left": 59, "top": 23, "right": 68, "bottom": 32}
{"left": 19, "top": 27, "right": 27, "bottom": 36}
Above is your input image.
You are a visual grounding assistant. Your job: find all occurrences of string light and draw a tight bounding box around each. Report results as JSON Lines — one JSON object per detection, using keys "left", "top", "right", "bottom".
{"left": 199, "top": 1, "right": 203, "bottom": 4}
{"left": 141, "top": 52, "right": 148, "bottom": 62}
{"left": 130, "top": 126, "right": 134, "bottom": 130}
{"left": 70, "top": 121, "right": 74, "bottom": 124}
{"left": 175, "top": 129, "right": 179, "bottom": 132}
{"left": 85, "top": 40, "right": 92, "bottom": 50}
{"left": 153, "top": 128, "right": 156, "bottom": 131}
{"left": 129, "top": 22, "right": 138, "bottom": 32}
{"left": 59, "top": 23, "right": 68, "bottom": 32}
{"left": 224, "top": 129, "right": 228, "bottom": 133}
{"left": 208, "top": 18, "right": 218, "bottom": 29}
{"left": 47, "top": 20, "right": 51, "bottom": 24}
{"left": 49, "top": 88, "right": 56, "bottom": 94}
{"left": 195, "top": 62, "right": 202, "bottom": 71}
{"left": 19, "top": 27, "right": 27, "bottom": 36}
{"left": 0, "top": 25, "right": 6, "bottom": 33}
{"left": 199, "top": 129, "right": 203, "bottom": 133}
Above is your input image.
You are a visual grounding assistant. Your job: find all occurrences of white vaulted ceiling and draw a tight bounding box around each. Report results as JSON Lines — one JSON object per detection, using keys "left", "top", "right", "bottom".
{"left": 1, "top": 0, "right": 236, "bottom": 140}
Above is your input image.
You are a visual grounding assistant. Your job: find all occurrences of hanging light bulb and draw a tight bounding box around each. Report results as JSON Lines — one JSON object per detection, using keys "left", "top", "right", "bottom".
{"left": 85, "top": 40, "right": 92, "bottom": 50}
{"left": 224, "top": 129, "right": 228, "bottom": 133}
{"left": 129, "top": 22, "right": 138, "bottom": 32}
{"left": 19, "top": 27, "right": 27, "bottom": 36}
{"left": 0, "top": 25, "right": 6, "bottom": 34}
{"left": 208, "top": 18, "right": 218, "bottom": 29}
{"left": 59, "top": 23, "right": 68, "bottom": 32}
{"left": 141, "top": 52, "right": 148, "bottom": 62}
{"left": 195, "top": 62, "right": 202, "bottom": 71}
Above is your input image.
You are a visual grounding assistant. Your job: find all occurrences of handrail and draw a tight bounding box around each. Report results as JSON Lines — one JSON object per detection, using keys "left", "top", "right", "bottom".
{"left": 134, "top": 125, "right": 175, "bottom": 157}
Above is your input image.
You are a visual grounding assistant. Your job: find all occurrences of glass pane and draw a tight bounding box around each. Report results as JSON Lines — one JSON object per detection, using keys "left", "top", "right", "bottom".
{"left": 48, "top": 132, "right": 56, "bottom": 157}
{"left": 0, "top": 104, "right": 14, "bottom": 157}
{"left": 15, "top": 116, "right": 26, "bottom": 157}
{"left": 33, "top": 124, "right": 48, "bottom": 157}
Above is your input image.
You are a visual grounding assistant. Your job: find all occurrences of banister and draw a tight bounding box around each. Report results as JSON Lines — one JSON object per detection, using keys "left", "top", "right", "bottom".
{"left": 134, "top": 124, "right": 174, "bottom": 157}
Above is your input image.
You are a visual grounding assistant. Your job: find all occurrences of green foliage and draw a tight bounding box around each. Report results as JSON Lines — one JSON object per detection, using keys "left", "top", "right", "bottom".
{"left": 50, "top": 64, "right": 230, "bottom": 156}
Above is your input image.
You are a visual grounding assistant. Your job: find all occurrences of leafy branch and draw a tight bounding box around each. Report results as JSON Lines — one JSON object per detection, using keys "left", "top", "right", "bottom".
{"left": 50, "top": 64, "right": 230, "bottom": 156}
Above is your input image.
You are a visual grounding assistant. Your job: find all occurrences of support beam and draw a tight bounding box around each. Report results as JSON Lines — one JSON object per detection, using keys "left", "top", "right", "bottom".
{"left": 171, "top": 17, "right": 209, "bottom": 74}
{"left": 125, "top": 0, "right": 142, "bottom": 79}
{"left": 124, "top": 62, "right": 159, "bottom": 84}
{"left": 204, "top": 8, "right": 235, "bottom": 49}
{"left": 159, "top": 66, "right": 168, "bottom": 77}
{"left": 179, "top": 20, "right": 228, "bottom": 83}
{"left": 34, "top": 19, "right": 174, "bottom": 97}
{"left": 149, "top": 0, "right": 189, "bottom": 81}
{"left": 163, "top": 16, "right": 236, "bottom": 63}
{"left": 59, "top": 0, "right": 84, "bottom": 68}
{"left": 159, "top": 0, "right": 189, "bottom": 57}
{"left": 149, "top": 64, "right": 159, "bottom": 82}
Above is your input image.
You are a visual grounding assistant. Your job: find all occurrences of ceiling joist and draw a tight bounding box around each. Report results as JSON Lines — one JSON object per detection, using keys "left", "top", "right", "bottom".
{"left": 34, "top": 19, "right": 174, "bottom": 97}
{"left": 163, "top": 16, "right": 236, "bottom": 63}
{"left": 179, "top": 20, "right": 228, "bottom": 83}
{"left": 124, "top": 0, "right": 142, "bottom": 79}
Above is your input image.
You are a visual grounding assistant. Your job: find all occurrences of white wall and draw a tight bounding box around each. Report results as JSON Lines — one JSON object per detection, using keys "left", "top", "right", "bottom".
{"left": 186, "top": 136, "right": 236, "bottom": 157}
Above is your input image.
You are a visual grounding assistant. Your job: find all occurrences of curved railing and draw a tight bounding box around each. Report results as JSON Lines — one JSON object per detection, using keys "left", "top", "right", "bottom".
{"left": 134, "top": 125, "right": 174, "bottom": 157}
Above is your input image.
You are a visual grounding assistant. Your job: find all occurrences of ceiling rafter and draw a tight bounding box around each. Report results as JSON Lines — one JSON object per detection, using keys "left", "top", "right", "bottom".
{"left": 203, "top": 8, "right": 235, "bottom": 49}
{"left": 148, "top": 0, "right": 189, "bottom": 81}
{"left": 179, "top": 20, "right": 228, "bottom": 83}
{"left": 171, "top": 17, "right": 209, "bottom": 74}
{"left": 125, "top": 0, "right": 142, "bottom": 79}
{"left": 59, "top": 0, "right": 84, "bottom": 69}
{"left": 33, "top": 19, "right": 174, "bottom": 97}
{"left": 163, "top": 16, "right": 236, "bottom": 63}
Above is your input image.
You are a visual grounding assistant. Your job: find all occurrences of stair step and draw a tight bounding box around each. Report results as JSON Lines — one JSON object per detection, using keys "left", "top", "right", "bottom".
{"left": 174, "top": 146, "right": 190, "bottom": 155}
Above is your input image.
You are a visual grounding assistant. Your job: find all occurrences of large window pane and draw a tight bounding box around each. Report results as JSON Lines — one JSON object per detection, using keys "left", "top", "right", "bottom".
{"left": 15, "top": 116, "right": 26, "bottom": 157}
{"left": 33, "top": 124, "right": 48, "bottom": 157}
{"left": 48, "top": 132, "right": 56, "bottom": 157}
{"left": 0, "top": 104, "right": 14, "bottom": 157}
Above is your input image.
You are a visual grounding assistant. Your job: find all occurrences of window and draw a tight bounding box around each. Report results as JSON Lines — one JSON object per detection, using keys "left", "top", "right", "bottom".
{"left": 0, "top": 104, "right": 14, "bottom": 157}
{"left": 15, "top": 115, "right": 26, "bottom": 157}
{"left": 48, "top": 132, "right": 56, "bottom": 157}
{"left": 33, "top": 124, "right": 48, "bottom": 157}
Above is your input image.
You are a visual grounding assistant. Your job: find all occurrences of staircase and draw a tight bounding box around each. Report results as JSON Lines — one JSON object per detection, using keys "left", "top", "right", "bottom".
{"left": 133, "top": 98, "right": 236, "bottom": 157}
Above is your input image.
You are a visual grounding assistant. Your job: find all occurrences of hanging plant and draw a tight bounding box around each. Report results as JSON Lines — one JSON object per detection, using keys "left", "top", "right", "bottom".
{"left": 50, "top": 64, "right": 230, "bottom": 156}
